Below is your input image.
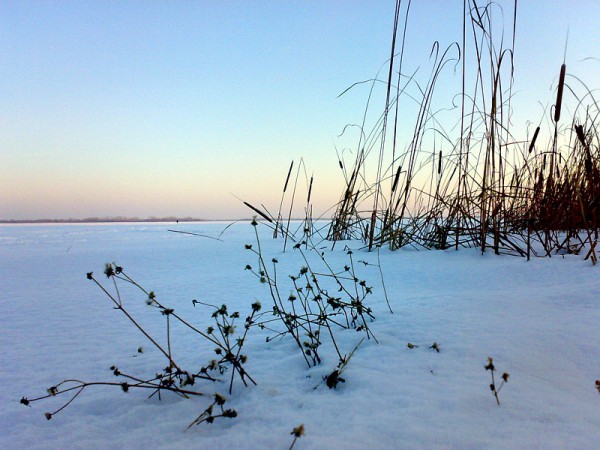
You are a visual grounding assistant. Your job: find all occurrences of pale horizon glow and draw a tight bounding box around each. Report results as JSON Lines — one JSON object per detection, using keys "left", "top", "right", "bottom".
{"left": 1, "top": 1, "right": 599, "bottom": 220}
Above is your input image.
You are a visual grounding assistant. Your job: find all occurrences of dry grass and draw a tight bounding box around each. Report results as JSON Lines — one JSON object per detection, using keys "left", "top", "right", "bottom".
{"left": 324, "top": 0, "right": 598, "bottom": 261}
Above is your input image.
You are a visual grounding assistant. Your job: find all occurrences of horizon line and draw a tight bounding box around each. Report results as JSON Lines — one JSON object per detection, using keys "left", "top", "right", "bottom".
{"left": 0, "top": 215, "right": 323, "bottom": 224}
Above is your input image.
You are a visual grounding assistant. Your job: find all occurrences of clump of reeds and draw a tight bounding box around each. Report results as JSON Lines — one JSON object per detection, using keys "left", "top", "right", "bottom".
{"left": 321, "top": 0, "right": 598, "bottom": 263}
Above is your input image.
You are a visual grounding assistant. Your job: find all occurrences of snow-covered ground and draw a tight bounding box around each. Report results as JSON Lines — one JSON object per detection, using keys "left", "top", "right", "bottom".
{"left": 1, "top": 222, "right": 599, "bottom": 449}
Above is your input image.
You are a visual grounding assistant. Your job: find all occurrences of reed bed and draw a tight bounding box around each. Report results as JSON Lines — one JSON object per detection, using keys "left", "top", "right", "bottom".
{"left": 324, "top": 0, "right": 598, "bottom": 262}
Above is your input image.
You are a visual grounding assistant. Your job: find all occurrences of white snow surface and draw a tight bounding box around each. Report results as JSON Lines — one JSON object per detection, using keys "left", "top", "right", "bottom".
{"left": 1, "top": 222, "right": 599, "bottom": 449}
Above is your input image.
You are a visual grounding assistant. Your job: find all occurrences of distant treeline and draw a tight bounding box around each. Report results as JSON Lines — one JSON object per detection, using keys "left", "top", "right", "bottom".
{"left": 0, "top": 216, "right": 208, "bottom": 224}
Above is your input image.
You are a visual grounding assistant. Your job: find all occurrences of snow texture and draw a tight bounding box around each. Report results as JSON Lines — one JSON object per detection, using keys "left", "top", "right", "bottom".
{"left": 1, "top": 222, "right": 599, "bottom": 449}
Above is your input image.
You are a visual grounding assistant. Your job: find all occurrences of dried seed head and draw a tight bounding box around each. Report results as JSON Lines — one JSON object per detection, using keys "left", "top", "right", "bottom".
{"left": 575, "top": 124, "right": 587, "bottom": 146}
{"left": 554, "top": 64, "right": 566, "bottom": 122}
{"left": 222, "top": 409, "right": 237, "bottom": 418}
{"left": 529, "top": 126, "right": 540, "bottom": 153}
{"left": 104, "top": 264, "right": 115, "bottom": 278}
{"left": 291, "top": 424, "right": 305, "bottom": 438}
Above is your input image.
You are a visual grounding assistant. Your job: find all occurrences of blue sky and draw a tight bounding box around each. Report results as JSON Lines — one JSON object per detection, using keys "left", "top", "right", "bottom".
{"left": 1, "top": 1, "right": 599, "bottom": 220}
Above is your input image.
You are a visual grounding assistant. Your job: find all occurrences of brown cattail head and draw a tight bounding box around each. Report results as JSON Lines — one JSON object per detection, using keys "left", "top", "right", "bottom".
{"left": 392, "top": 166, "right": 402, "bottom": 192}
{"left": 543, "top": 154, "right": 547, "bottom": 171}
{"left": 243, "top": 201, "right": 272, "bottom": 223}
{"left": 575, "top": 124, "right": 587, "bottom": 147}
{"left": 529, "top": 126, "right": 540, "bottom": 153}
{"left": 554, "top": 64, "right": 566, "bottom": 122}
{"left": 283, "top": 161, "right": 294, "bottom": 193}
{"left": 438, "top": 150, "right": 443, "bottom": 174}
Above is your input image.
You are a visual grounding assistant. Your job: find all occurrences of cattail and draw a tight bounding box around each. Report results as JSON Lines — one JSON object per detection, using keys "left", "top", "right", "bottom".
{"left": 575, "top": 124, "right": 586, "bottom": 147}
{"left": 338, "top": 160, "right": 343, "bottom": 170}
{"left": 554, "top": 64, "right": 566, "bottom": 122}
{"left": 438, "top": 150, "right": 442, "bottom": 174}
{"left": 382, "top": 209, "right": 389, "bottom": 233}
{"left": 577, "top": 129, "right": 594, "bottom": 175}
{"left": 392, "top": 166, "right": 402, "bottom": 192}
{"left": 243, "top": 201, "right": 272, "bottom": 223}
{"left": 529, "top": 126, "right": 540, "bottom": 153}
{"left": 307, "top": 176, "right": 313, "bottom": 204}
{"left": 585, "top": 157, "right": 592, "bottom": 177}
{"left": 543, "top": 154, "right": 547, "bottom": 171}
{"left": 283, "top": 161, "right": 294, "bottom": 193}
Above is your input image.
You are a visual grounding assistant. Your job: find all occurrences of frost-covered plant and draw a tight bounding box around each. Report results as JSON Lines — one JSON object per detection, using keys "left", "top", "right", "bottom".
{"left": 192, "top": 299, "right": 260, "bottom": 394}
{"left": 21, "top": 264, "right": 259, "bottom": 425}
{"left": 186, "top": 393, "right": 237, "bottom": 428}
{"left": 245, "top": 219, "right": 376, "bottom": 388}
{"left": 485, "top": 357, "right": 509, "bottom": 405}
{"left": 324, "top": 338, "right": 363, "bottom": 389}
{"left": 245, "top": 220, "right": 377, "bottom": 388}
{"left": 289, "top": 424, "right": 305, "bottom": 450}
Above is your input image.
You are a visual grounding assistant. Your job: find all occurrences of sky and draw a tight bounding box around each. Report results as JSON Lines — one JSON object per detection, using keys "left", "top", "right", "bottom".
{"left": 1, "top": 1, "right": 599, "bottom": 221}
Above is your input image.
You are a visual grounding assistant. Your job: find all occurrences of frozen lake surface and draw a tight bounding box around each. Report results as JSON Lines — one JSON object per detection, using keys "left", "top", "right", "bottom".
{"left": 1, "top": 222, "right": 599, "bottom": 449}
